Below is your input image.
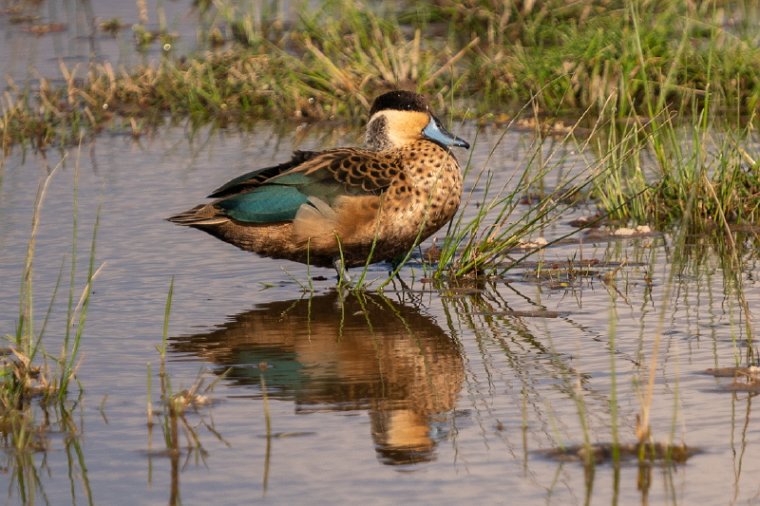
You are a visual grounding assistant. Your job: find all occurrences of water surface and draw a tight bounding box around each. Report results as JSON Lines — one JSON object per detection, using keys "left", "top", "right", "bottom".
{"left": 0, "top": 123, "right": 758, "bottom": 505}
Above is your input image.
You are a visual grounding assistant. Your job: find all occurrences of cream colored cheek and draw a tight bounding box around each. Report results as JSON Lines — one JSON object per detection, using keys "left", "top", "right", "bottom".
{"left": 387, "top": 129, "right": 416, "bottom": 146}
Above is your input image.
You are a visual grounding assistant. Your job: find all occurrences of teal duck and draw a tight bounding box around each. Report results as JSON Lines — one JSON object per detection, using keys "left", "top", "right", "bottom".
{"left": 168, "top": 90, "right": 469, "bottom": 272}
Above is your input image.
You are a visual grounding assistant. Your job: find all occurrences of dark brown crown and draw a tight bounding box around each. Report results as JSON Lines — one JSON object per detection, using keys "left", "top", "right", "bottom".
{"left": 369, "top": 90, "right": 429, "bottom": 116}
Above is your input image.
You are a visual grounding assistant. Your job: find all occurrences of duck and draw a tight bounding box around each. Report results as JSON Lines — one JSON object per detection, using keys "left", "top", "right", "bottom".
{"left": 168, "top": 90, "right": 469, "bottom": 275}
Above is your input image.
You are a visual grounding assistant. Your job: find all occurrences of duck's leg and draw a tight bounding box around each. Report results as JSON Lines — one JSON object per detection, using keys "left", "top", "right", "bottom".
{"left": 333, "top": 258, "right": 353, "bottom": 285}
{"left": 392, "top": 271, "right": 412, "bottom": 292}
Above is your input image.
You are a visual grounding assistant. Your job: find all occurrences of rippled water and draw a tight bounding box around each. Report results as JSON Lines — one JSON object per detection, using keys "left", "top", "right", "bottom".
{"left": 0, "top": 123, "right": 758, "bottom": 505}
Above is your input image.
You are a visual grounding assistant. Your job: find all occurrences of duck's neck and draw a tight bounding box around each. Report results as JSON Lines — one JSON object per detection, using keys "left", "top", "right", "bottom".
{"left": 364, "top": 115, "right": 392, "bottom": 151}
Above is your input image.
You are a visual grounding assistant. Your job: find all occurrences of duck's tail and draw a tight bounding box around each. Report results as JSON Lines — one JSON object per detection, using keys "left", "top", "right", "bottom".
{"left": 167, "top": 205, "right": 229, "bottom": 226}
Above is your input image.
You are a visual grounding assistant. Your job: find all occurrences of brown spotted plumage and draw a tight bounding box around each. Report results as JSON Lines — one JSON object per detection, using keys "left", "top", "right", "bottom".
{"left": 168, "top": 90, "right": 469, "bottom": 272}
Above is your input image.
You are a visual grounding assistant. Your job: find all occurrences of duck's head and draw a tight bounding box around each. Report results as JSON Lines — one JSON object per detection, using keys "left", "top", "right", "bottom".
{"left": 365, "top": 90, "right": 470, "bottom": 151}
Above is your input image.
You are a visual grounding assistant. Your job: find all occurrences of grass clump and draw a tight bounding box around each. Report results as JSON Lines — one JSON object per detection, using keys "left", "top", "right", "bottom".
{"left": 589, "top": 104, "right": 760, "bottom": 231}
{"left": 2, "top": 0, "right": 760, "bottom": 154}
{"left": 434, "top": 136, "right": 590, "bottom": 279}
{"left": 428, "top": 0, "right": 760, "bottom": 116}
{"left": 1, "top": 151, "right": 97, "bottom": 504}
{"left": 145, "top": 278, "right": 228, "bottom": 504}
{"left": 3, "top": 159, "right": 97, "bottom": 409}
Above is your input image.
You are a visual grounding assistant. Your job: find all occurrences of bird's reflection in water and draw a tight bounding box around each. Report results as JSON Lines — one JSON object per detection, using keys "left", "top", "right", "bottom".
{"left": 171, "top": 290, "right": 464, "bottom": 465}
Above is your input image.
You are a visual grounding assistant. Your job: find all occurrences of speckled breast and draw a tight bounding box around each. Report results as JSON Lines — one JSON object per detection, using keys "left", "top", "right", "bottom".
{"left": 380, "top": 141, "right": 463, "bottom": 244}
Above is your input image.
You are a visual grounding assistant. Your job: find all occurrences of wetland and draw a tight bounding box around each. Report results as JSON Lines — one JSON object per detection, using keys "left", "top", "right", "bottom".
{"left": 1, "top": 0, "right": 759, "bottom": 504}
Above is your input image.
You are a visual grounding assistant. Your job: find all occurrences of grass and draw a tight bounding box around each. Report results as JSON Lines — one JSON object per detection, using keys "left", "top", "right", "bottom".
{"left": 586, "top": 17, "right": 760, "bottom": 231}
{"left": 525, "top": 133, "right": 755, "bottom": 475}
{"left": 145, "top": 278, "right": 229, "bottom": 503}
{"left": 4, "top": 153, "right": 98, "bottom": 411}
{"left": 588, "top": 105, "right": 760, "bottom": 231}
{"left": 1, "top": 0, "right": 759, "bottom": 149}
{"left": 432, "top": 105, "right": 602, "bottom": 280}
{"left": 1, "top": 147, "right": 97, "bottom": 504}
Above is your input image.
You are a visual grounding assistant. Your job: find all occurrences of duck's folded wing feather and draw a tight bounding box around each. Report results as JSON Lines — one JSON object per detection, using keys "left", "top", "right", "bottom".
{"left": 292, "top": 148, "right": 400, "bottom": 193}
{"left": 208, "top": 150, "right": 317, "bottom": 198}
{"left": 212, "top": 149, "right": 401, "bottom": 224}
{"left": 215, "top": 185, "right": 309, "bottom": 223}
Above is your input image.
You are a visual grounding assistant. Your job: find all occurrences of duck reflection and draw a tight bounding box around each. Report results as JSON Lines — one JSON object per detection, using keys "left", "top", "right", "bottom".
{"left": 171, "top": 290, "right": 464, "bottom": 465}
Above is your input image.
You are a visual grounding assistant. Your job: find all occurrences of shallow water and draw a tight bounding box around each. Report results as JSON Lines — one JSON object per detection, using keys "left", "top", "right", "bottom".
{"left": 0, "top": 0, "right": 305, "bottom": 85}
{"left": 0, "top": 122, "right": 758, "bottom": 505}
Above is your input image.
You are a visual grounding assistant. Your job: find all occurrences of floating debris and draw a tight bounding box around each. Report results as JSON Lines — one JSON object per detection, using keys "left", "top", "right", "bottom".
{"left": 423, "top": 241, "right": 441, "bottom": 263}
{"left": 256, "top": 431, "right": 317, "bottom": 439}
{"left": 568, "top": 214, "right": 606, "bottom": 228}
{"left": 8, "top": 14, "right": 38, "bottom": 24}
{"left": 705, "top": 366, "right": 760, "bottom": 392}
{"left": 514, "top": 237, "right": 548, "bottom": 249}
{"left": 612, "top": 225, "right": 652, "bottom": 236}
{"left": 171, "top": 389, "right": 212, "bottom": 410}
{"left": 584, "top": 225, "right": 655, "bottom": 241}
{"left": 0, "top": 347, "right": 55, "bottom": 398}
{"left": 471, "top": 309, "right": 565, "bottom": 318}
{"left": 99, "top": 18, "right": 125, "bottom": 36}
{"left": 23, "top": 23, "right": 66, "bottom": 35}
{"left": 542, "top": 442, "right": 695, "bottom": 464}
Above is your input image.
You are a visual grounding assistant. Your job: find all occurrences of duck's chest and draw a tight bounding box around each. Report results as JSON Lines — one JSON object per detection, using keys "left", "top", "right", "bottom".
{"left": 382, "top": 147, "right": 463, "bottom": 233}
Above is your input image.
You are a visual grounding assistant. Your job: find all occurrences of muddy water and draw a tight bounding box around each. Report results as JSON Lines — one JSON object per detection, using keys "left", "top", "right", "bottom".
{"left": 0, "top": 123, "right": 758, "bottom": 505}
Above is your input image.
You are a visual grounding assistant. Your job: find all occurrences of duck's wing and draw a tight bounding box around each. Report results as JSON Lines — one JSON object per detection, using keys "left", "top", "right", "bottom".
{"left": 287, "top": 147, "right": 400, "bottom": 193}
{"left": 208, "top": 150, "right": 318, "bottom": 198}
{"left": 212, "top": 148, "right": 400, "bottom": 224}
